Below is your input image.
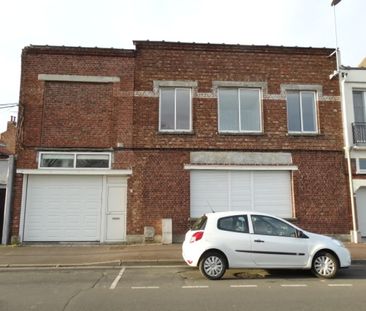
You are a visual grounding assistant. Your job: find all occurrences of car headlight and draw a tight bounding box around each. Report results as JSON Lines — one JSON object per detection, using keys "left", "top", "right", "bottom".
{"left": 332, "top": 239, "right": 345, "bottom": 248}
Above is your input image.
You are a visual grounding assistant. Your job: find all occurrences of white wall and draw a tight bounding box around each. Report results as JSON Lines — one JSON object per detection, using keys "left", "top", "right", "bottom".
{"left": 342, "top": 68, "right": 366, "bottom": 153}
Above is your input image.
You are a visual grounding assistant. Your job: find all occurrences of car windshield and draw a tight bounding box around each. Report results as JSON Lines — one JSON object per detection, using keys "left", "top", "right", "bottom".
{"left": 191, "top": 216, "right": 207, "bottom": 230}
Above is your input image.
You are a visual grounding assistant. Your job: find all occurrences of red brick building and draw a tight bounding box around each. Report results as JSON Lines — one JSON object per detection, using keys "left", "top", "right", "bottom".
{"left": 11, "top": 41, "right": 352, "bottom": 243}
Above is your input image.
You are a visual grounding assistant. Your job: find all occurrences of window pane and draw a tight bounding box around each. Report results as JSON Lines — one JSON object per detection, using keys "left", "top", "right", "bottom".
{"left": 219, "top": 89, "right": 239, "bottom": 131}
{"left": 76, "top": 154, "right": 109, "bottom": 168}
{"left": 176, "top": 88, "right": 191, "bottom": 130}
{"left": 251, "top": 215, "right": 296, "bottom": 237}
{"left": 40, "top": 154, "right": 74, "bottom": 168}
{"left": 287, "top": 92, "right": 301, "bottom": 132}
{"left": 301, "top": 92, "right": 316, "bottom": 132}
{"left": 217, "top": 215, "right": 249, "bottom": 233}
{"left": 353, "top": 91, "right": 366, "bottom": 123}
{"left": 240, "top": 89, "right": 261, "bottom": 131}
{"left": 359, "top": 159, "right": 366, "bottom": 170}
{"left": 160, "top": 89, "right": 175, "bottom": 130}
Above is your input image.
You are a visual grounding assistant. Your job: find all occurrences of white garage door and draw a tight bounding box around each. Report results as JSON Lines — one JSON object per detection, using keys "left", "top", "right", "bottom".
{"left": 191, "top": 170, "right": 292, "bottom": 218}
{"left": 24, "top": 175, "right": 103, "bottom": 242}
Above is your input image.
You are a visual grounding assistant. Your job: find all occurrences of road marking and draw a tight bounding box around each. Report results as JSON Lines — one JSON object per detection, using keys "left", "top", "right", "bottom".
{"left": 110, "top": 267, "right": 126, "bottom": 290}
{"left": 328, "top": 284, "right": 353, "bottom": 287}
{"left": 182, "top": 285, "right": 209, "bottom": 289}
{"left": 230, "top": 285, "right": 258, "bottom": 288}
{"left": 131, "top": 286, "right": 160, "bottom": 289}
{"left": 281, "top": 284, "right": 308, "bottom": 287}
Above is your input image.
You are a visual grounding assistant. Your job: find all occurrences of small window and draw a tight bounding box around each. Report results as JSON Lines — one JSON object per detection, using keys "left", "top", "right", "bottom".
{"left": 39, "top": 152, "right": 111, "bottom": 169}
{"left": 218, "top": 88, "right": 261, "bottom": 133}
{"left": 251, "top": 215, "right": 297, "bottom": 237}
{"left": 287, "top": 91, "right": 317, "bottom": 133}
{"left": 217, "top": 215, "right": 249, "bottom": 233}
{"left": 40, "top": 154, "right": 74, "bottom": 168}
{"left": 159, "top": 88, "right": 191, "bottom": 132}
{"left": 357, "top": 159, "right": 366, "bottom": 173}
{"left": 76, "top": 154, "right": 109, "bottom": 168}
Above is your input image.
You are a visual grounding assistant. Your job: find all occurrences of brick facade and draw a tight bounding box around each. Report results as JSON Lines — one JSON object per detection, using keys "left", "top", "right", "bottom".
{"left": 11, "top": 41, "right": 352, "bottom": 242}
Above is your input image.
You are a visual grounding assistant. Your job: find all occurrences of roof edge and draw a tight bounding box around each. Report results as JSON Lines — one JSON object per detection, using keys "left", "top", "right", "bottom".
{"left": 22, "top": 45, "right": 135, "bottom": 57}
{"left": 133, "top": 40, "right": 335, "bottom": 55}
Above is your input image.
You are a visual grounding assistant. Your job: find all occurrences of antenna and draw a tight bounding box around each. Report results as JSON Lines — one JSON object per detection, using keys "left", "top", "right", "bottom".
{"left": 206, "top": 201, "right": 215, "bottom": 213}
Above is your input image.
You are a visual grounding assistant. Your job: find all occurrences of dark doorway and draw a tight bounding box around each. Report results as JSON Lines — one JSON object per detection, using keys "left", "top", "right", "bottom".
{"left": 0, "top": 189, "right": 5, "bottom": 242}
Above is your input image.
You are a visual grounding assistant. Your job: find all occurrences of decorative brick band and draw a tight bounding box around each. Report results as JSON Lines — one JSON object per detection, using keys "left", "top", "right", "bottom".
{"left": 38, "top": 74, "right": 120, "bottom": 83}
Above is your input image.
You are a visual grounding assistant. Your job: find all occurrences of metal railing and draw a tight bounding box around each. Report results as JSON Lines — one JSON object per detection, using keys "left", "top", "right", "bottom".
{"left": 352, "top": 122, "right": 366, "bottom": 144}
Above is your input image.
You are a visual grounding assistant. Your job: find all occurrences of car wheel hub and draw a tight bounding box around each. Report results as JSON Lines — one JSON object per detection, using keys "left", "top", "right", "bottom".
{"left": 204, "top": 256, "right": 223, "bottom": 277}
{"left": 314, "top": 256, "right": 335, "bottom": 276}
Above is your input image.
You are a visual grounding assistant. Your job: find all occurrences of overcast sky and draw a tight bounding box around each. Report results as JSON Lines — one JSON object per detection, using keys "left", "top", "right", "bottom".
{"left": 1, "top": 0, "right": 365, "bottom": 133}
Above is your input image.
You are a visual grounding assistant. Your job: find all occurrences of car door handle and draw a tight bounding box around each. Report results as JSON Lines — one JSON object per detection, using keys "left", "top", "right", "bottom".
{"left": 254, "top": 239, "right": 264, "bottom": 243}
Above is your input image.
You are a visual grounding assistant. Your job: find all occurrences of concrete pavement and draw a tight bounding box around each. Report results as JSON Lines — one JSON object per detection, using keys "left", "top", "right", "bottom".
{"left": 0, "top": 242, "right": 365, "bottom": 268}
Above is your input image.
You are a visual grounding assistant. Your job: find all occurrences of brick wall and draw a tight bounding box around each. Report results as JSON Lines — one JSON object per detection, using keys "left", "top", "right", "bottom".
{"left": 133, "top": 42, "right": 342, "bottom": 151}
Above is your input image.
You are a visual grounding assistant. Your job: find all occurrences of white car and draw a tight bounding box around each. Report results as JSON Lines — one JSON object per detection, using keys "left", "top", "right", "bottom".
{"left": 182, "top": 211, "right": 351, "bottom": 280}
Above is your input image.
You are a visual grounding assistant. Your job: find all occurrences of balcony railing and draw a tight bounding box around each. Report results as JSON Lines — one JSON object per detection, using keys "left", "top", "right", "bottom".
{"left": 352, "top": 122, "right": 366, "bottom": 144}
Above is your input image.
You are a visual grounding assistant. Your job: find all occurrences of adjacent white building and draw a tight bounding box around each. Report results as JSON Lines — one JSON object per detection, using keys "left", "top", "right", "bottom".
{"left": 341, "top": 67, "right": 366, "bottom": 242}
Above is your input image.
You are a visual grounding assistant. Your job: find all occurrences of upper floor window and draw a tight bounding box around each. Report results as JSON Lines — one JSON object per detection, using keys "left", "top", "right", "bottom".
{"left": 353, "top": 91, "right": 366, "bottom": 123}
{"left": 159, "top": 88, "right": 192, "bottom": 132}
{"left": 39, "top": 152, "right": 111, "bottom": 169}
{"left": 218, "top": 88, "right": 262, "bottom": 133}
{"left": 287, "top": 91, "right": 318, "bottom": 133}
{"left": 357, "top": 158, "right": 366, "bottom": 174}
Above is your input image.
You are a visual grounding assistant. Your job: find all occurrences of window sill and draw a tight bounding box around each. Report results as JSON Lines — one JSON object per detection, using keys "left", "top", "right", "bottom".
{"left": 158, "top": 130, "right": 195, "bottom": 135}
{"left": 286, "top": 132, "right": 322, "bottom": 137}
{"left": 218, "top": 132, "right": 265, "bottom": 136}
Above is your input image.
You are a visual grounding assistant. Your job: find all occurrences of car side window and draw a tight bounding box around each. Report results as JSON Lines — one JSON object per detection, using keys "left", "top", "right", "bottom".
{"left": 217, "top": 215, "right": 249, "bottom": 233}
{"left": 251, "top": 215, "right": 297, "bottom": 237}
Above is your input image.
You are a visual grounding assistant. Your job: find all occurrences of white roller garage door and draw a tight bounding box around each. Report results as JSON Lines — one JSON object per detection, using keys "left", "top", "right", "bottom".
{"left": 191, "top": 170, "right": 292, "bottom": 218}
{"left": 24, "top": 175, "right": 103, "bottom": 242}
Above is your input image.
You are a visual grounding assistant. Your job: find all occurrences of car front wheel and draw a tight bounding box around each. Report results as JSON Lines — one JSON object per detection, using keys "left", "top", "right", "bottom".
{"left": 312, "top": 251, "right": 339, "bottom": 279}
{"left": 199, "top": 251, "right": 227, "bottom": 280}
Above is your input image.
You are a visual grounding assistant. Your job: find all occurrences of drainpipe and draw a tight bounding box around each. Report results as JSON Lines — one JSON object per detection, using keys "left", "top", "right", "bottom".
{"left": 339, "top": 73, "right": 359, "bottom": 243}
{"left": 1, "top": 155, "right": 14, "bottom": 245}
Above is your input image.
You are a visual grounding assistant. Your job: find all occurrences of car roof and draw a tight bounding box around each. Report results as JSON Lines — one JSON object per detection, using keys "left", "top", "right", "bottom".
{"left": 204, "top": 211, "right": 274, "bottom": 218}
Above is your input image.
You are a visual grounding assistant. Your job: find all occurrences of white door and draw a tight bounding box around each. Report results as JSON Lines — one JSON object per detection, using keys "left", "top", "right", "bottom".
{"left": 250, "top": 214, "right": 308, "bottom": 267}
{"left": 24, "top": 175, "right": 102, "bottom": 242}
{"left": 105, "top": 179, "right": 127, "bottom": 241}
{"left": 190, "top": 170, "right": 292, "bottom": 218}
{"left": 356, "top": 188, "right": 366, "bottom": 237}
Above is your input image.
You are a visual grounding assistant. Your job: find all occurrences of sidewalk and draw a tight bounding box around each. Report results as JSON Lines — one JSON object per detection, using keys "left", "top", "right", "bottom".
{"left": 0, "top": 243, "right": 365, "bottom": 268}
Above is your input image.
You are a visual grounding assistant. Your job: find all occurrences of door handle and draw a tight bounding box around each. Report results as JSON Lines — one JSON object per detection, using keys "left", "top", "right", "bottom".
{"left": 112, "top": 217, "right": 120, "bottom": 220}
{"left": 254, "top": 239, "right": 264, "bottom": 243}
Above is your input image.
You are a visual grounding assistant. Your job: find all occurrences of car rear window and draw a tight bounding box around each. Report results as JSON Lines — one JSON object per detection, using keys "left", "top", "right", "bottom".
{"left": 191, "top": 216, "right": 207, "bottom": 230}
{"left": 217, "top": 215, "right": 249, "bottom": 233}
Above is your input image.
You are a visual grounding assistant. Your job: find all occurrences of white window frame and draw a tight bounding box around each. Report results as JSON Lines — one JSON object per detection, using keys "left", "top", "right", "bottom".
{"left": 218, "top": 88, "right": 263, "bottom": 133}
{"left": 287, "top": 90, "right": 318, "bottom": 134}
{"left": 357, "top": 158, "right": 366, "bottom": 174}
{"left": 159, "top": 87, "right": 192, "bottom": 132}
{"left": 38, "top": 152, "right": 112, "bottom": 169}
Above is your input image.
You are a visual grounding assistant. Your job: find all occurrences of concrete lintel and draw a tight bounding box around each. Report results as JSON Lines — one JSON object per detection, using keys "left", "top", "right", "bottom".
{"left": 184, "top": 164, "right": 298, "bottom": 171}
{"left": 38, "top": 74, "right": 120, "bottom": 83}
{"left": 281, "top": 84, "right": 323, "bottom": 97}
{"left": 16, "top": 169, "right": 132, "bottom": 176}
{"left": 190, "top": 151, "right": 292, "bottom": 166}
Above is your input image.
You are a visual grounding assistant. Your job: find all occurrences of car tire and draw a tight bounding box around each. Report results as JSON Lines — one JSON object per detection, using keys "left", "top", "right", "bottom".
{"left": 199, "top": 251, "right": 227, "bottom": 280}
{"left": 311, "top": 251, "right": 339, "bottom": 279}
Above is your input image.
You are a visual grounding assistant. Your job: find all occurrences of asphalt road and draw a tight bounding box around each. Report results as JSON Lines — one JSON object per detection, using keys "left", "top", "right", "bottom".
{"left": 0, "top": 264, "right": 366, "bottom": 311}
